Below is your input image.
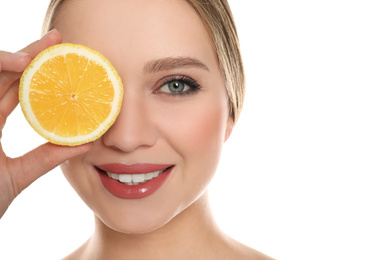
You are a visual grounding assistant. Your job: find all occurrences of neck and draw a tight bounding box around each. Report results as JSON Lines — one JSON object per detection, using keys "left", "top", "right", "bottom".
{"left": 79, "top": 192, "right": 225, "bottom": 259}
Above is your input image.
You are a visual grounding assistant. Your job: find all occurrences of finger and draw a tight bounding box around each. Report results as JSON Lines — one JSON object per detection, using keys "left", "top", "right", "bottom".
{"left": 10, "top": 142, "right": 93, "bottom": 196}
{"left": 0, "top": 51, "right": 31, "bottom": 73}
{"left": 19, "top": 29, "right": 62, "bottom": 59}
{"left": 0, "top": 30, "right": 62, "bottom": 91}
{"left": 0, "top": 80, "right": 20, "bottom": 130}
{"left": 0, "top": 71, "right": 21, "bottom": 99}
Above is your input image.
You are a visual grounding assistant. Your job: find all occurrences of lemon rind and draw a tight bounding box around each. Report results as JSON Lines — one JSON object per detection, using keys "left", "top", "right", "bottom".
{"left": 19, "top": 43, "right": 123, "bottom": 146}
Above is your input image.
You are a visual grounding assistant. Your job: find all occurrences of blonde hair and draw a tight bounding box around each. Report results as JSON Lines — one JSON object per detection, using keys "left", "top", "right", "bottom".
{"left": 42, "top": 0, "right": 245, "bottom": 123}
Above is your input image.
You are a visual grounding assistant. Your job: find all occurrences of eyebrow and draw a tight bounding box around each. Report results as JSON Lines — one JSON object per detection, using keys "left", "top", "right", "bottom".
{"left": 143, "top": 57, "right": 210, "bottom": 74}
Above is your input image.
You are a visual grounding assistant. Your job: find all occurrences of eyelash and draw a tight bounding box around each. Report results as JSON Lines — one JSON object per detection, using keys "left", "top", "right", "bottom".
{"left": 156, "top": 75, "right": 201, "bottom": 97}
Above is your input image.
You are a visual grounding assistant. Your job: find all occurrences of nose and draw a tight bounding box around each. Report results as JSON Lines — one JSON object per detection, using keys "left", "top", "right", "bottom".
{"left": 102, "top": 94, "right": 157, "bottom": 152}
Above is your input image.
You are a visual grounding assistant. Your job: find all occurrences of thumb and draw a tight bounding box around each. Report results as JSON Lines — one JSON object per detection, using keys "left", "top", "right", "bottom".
{"left": 19, "top": 29, "right": 62, "bottom": 58}
{"left": 10, "top": 142, "right": 93, "bottom": 196}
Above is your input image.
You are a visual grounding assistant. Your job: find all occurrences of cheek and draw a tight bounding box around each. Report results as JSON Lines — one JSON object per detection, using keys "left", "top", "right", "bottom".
{"left": 185, "top": 103, "right": 227, "bottom": 153}
{"left": 61, "top": 160, "right": 80, "bottom": 188}
{"left": 156, "top": 91, "right": 229, "bottom": 175}
{"left": 151, "top": 94, "right": 229, "bottom": 220}
{"left": 60, "top": 156, "right": 99, "bottom": 211}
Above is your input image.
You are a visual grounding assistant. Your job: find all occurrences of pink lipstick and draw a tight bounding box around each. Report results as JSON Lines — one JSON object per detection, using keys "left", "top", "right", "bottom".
{"left": 96, "top": 163, "right": 173, "bottom": 199}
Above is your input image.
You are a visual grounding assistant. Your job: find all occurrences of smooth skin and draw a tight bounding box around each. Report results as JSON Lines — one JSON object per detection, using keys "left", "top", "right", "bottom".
{"left": 0, "top": 0, "right": 274, "bottom": 259}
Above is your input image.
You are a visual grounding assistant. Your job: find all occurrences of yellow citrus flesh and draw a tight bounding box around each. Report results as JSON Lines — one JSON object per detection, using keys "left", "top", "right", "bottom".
{"left": 19, "top": 43, "right": 123, "bottom": 146}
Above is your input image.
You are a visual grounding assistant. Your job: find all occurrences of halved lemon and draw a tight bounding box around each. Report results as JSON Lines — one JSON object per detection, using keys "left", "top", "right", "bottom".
{"left": 19, "top": 43, "right": 123, "bottom": 146}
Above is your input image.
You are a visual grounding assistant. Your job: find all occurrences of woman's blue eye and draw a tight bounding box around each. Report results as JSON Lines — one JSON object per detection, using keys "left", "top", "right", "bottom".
{"left": 160, "top": 80, "right": 191, "bottom": 94}
{"left": 156, "top": 76, "right": 201, "bottom": 96}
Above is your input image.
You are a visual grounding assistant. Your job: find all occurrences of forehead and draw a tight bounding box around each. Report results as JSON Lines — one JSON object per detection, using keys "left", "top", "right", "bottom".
{"left": 54, "top": 0, "right": 217, "bottom": 71}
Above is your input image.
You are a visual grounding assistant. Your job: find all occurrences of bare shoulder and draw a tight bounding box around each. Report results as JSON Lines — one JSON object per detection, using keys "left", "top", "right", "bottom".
{"left": 239, "top": 246, "right": 275, "bottom": 260}
{"left": 232, "top": 242, "right": 275, "bottom": 260}
{"left": 220, "top": 235, "right": 275, "bottom": 260}
{"left": 61, "top": 239, "right": 89, "bottom": 260}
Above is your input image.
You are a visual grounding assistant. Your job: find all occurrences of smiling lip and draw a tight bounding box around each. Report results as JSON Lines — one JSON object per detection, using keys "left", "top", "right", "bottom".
{"left": 96, "top": 163, "right": 173, "bottom": 199}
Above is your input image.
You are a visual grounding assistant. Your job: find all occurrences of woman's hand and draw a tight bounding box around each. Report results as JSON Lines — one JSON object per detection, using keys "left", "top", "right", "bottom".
{"left": 0, "top": 30, "right": 93, "bottom": 218}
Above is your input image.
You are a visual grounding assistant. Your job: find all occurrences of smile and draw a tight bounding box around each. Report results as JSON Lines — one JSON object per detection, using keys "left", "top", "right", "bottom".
{"left": 105, "top": 167, "right": 170, "bottom": 186}
{"left": 96, "top": 164, "right": 174, "bottom": 199}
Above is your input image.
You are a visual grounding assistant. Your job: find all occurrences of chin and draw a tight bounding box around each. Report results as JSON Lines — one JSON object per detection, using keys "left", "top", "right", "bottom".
{"left": 100, "top": 220, "right": 165, "bottom": 235}
{"left": 91, "top": 193, "right": 185, "bottom": 235}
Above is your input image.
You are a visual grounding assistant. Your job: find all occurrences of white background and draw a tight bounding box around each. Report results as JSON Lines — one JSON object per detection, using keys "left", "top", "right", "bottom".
{"left": 1, "top": 1, "right": 390, "bottom": 260}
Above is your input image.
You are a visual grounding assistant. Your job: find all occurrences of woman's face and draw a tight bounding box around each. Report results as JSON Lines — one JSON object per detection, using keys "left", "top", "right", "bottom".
{"left": 57, "top": 0, "right": 232, "bottom": 233}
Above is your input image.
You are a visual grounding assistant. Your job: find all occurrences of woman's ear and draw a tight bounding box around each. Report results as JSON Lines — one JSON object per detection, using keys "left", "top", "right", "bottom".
{"left": 224, "top": 117, "right": 234, "bottom": 142}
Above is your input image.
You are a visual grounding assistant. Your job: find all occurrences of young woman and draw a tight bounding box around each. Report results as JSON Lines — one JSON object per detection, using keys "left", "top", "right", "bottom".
{"left": 0, "top": 0, "right": 273, "bottom": 259}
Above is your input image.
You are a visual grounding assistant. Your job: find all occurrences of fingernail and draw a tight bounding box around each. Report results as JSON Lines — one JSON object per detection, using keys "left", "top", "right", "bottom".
{"left": 42, "top": 29, "right": 57, "bottom": 39}
{"left": 12, "top": 52, "right": 30, "bottom": 58}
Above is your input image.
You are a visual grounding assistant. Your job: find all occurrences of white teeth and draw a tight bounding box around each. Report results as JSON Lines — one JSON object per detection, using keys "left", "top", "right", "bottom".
{"left": 119, "top": 174, "right": 132, "bottom": 183}
{"left": 107, "top": 172, "right": 119, "bottom": 180}
{"left": 132, "top": 173, "right": 145, "bottom": 183}
{"left": 106, "top": 169, "right": 166, "bottom": 185}
{"left": 145, "top": 172, "right": 154, "bottom": 181}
